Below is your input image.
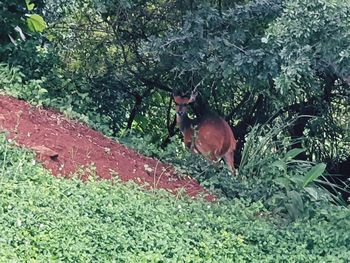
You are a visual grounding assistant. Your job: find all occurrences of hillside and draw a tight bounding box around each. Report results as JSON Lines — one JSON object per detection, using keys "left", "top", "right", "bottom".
{"left": 0, "top": 95, "right": 213, "bottom": 200}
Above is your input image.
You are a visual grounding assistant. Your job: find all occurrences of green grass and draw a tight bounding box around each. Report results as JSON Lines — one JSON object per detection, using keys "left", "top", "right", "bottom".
{"left": 0, "top": 135, "right": 349, "bottom": 262}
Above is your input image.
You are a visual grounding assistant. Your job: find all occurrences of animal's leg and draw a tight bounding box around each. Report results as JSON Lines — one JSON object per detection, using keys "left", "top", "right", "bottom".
{"left": 223, "top": 151, "right": 235, "bottom": 176}
{"left": 205, "top": 152, "right": 224, "bottom": 169}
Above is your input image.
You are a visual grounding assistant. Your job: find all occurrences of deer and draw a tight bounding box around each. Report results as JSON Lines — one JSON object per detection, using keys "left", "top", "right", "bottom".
{"left": 173, "top": 90, "right": 237, "bottom": 175}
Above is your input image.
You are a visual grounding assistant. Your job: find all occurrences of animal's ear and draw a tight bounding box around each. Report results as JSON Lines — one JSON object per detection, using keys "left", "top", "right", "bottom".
{"left": 188, "top": 90, "right": 198, "bottom": 103}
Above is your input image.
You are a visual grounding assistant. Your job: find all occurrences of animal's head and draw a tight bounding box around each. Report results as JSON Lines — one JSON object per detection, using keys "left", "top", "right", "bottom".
{"left": 172, "top": 90, "right": 198, "bottom": 116}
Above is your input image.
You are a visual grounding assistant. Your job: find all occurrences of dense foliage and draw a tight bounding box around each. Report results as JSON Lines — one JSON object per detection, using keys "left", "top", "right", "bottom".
{"left": 0, "top": 135, "right": 349, "bottom": 262}
{"left": 0, "top": 0, "right": 46, "bottom": 70}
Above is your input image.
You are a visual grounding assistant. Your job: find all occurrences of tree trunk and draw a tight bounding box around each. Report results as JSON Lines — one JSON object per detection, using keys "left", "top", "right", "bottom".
{"left": 126, "top": 94, "right": 142, "bottom": 129}
{"left": 161, "top": 97, "right": 178, "bottom": 148}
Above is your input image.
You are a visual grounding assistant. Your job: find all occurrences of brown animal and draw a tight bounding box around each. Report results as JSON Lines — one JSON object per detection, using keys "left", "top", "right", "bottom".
{"left": 173, "top": 91, "right": 237, "bottom": 175}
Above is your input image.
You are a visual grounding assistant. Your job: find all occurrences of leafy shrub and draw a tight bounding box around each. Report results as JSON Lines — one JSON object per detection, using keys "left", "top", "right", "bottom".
{"left": 0, "top": 63, "right": 47, "bottom": 104}
{"left": 266, "top": 0, "right": 350, "bottom": 165}
{"left": 0, "top": 134, "right": 349, "bottom": 262}
{"left": 237, "top": 118, "right": 340, "bottom": 219}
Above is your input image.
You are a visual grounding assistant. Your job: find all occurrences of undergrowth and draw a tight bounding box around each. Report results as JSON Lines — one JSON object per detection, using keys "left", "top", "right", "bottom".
{"left": 0, "top": 134, "right": 349, "bottom": 262}
{"left": 120, "top": 119, "right": 349, "bottom": 221}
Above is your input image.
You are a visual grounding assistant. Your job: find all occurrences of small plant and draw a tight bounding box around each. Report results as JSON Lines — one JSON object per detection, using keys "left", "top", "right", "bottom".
{"left": 238, "top": 117, "right": 342, "bottom": 219}
{"left": 0, "top": 63, "right": 48, "bottom": 105}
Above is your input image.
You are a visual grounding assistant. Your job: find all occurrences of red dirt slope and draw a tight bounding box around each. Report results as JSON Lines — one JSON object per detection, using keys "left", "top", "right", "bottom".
{"left": 0, "top": 95, "right": 213, "bottom": 200}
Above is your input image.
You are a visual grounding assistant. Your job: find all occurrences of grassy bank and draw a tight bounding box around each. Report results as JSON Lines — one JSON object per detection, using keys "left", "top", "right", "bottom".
{"left": 0, "top": 135, "right": 349, "bottom": 262}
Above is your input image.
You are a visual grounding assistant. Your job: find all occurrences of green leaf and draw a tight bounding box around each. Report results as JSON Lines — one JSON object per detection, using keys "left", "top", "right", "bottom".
{"left": 26, "top": 14, "right": 47, "bottom": 32}
{"left": 271, "top": 160, "right": 287, "bottom": 171}
{"left": 286, "top": 190, "right": 304, "bottom": 219}
{"left": 303, "top": 163, "right": 326, "bottom": 187}
{"left": 38, "top": 88, "right": 48, "bottom": 95}
{"left": 304, "top": 187, "right": 319, "bottom": 200}
{"left": 289, "top": 175, "right": 305, "bottom": 188}
{"left": 284, "top": 148, "right": 305, "bottom": 160}
{"left": 273, "top": 177, "right": 290, "bottom": 189}
{"left": 25, "top": 0, "right": 35, "bottom": 11}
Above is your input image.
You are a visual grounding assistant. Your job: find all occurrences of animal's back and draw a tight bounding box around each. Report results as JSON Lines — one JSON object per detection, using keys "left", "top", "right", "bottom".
{"left": 196, "top": 115, "right": 236, "bottom": 158}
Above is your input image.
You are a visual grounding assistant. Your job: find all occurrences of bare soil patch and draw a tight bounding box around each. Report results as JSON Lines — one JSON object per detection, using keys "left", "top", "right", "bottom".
{"left": 0, "top": 95, "right": 214, "bottom": 200}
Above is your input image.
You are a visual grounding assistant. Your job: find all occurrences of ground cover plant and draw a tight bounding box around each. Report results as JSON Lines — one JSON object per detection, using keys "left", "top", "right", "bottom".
{"left": 0, "top": 135, "right": 350, "bottom": 262}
